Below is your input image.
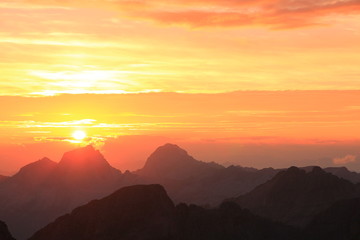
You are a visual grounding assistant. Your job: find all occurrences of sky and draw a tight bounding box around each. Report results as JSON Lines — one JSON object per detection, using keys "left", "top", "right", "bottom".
{"left": 1, "top": 0, "right": 360, "bottom": 174}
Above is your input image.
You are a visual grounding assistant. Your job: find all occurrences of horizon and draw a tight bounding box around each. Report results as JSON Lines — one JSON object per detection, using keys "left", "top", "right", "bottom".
{"left": 2, "top": 141, "right": 360, "bottom": 176}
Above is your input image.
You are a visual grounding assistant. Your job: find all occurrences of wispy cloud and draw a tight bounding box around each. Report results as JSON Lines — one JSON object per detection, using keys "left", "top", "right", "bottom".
{"left": 13, "top": 0, "right": 360, "bottom": 28}
{"left": 333, "top": 154, "right": 357, "bottom": 165}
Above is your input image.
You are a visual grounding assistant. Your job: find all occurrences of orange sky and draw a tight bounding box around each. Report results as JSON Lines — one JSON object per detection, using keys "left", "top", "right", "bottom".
{"left": 1, "top": 0, "right": 360, "bottom": 173}
{"left": 1, "top": 0, "right": 360, "bottom": 95}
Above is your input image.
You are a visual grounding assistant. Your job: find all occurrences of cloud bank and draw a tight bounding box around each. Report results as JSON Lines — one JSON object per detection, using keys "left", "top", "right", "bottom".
{"left": 16, "top": 0, "right": 360, "bottom": 28}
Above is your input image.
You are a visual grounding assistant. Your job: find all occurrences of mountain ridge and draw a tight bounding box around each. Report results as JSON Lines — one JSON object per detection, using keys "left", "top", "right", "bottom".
{"left": 231, "top": 166, "right": 359, "bottom": 226}
{"left": 0, "top": 145, "right": 138, "bottom": 240}
{"left": 29, "top": 184, "right": 298, "bottom": 240}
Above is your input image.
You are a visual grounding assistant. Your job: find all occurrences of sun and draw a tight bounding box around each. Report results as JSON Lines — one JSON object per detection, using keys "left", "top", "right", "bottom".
{"left": 72, "top": 130, "right": 87, "bottom": 140}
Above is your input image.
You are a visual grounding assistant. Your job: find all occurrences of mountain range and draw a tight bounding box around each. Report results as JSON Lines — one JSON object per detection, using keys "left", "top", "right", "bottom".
{"left": 231, "top": 166, "right": 360, "bottom": 226}
{"left": 28, "top": 184, "right": 360, "bottom": 240}
{"left": 137, "top": 144, "right": 280, "bottom": 205}
{"left": 0, "top": 145, "right": 140, "bottom": 240}
{"left": 1, "top": 143, "right": 360, "bottom": 239}
{"left": 29, "top": 184, "right": 298, "bottom": 240}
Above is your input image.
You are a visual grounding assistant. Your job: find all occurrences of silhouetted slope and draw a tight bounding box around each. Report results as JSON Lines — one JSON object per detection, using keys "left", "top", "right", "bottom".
{"left": 8, "top": 158, "right": 57, "bottom": 188}
{"left": 304, "top": 198, "right": 360, "bottom": 240}
{"left": 324, "top": 167, "right": 360, "bottom": 184}
{"left": 232, "top": 166, "right": 358, "bottom": 226}
{"left": 140, "top": 143, "right": 223, "bottom": 180}
{"left": 0, "top": 145, "right": 139, "bottom": 240}
{"left": 48, "top": 145, "right": 125, "bottom": 193}
{"left": 55, "top": 145, "right": 120, "bottom": 181}
{"left": 30, "top": 184, "right": 298, "bottom": 240}
{"left": 0, "top": 158, "right": 59, "bottom": 239}
{"left": 0, "top": 220, "right": 15, "bottom": 240}
{"left": 29, "top": 185, "right": 176, "bottom": 240}
{"left": 175, "top": 202, "right": 299, "bottom": 240}
{"left": 138, "top": 144, "right": 278, "bottom": 205}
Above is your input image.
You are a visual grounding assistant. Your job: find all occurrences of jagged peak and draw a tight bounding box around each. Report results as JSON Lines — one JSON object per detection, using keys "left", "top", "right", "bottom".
{"left": 142, "top": 143, "right": 196, "bottom": 169}
{"left": 285, "top": 166, "right": 304, "bottom": 175}
{"left": 55, "top": 145, "right": 122, "bottom": 178}
{"left": 59, "top": 145, "right": 108, "bottom": 166}
{"left": 272, "top": 166, "right": 305, "bottom": 181}
{"left": 16, "top": 157, "right": 57, "bottom": 175}
{"left": 311, "top": 166, "right": 325, "bottom": 173}
{"left": 153, "top": 143, "right": 188, "bottom": 156}
{"left": 10, "top": 157, "right": 57, "bottom": 183}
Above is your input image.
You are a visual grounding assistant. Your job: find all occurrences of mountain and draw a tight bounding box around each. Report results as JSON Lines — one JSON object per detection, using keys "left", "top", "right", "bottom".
{"left": 304, "top": 197, "right": 360, "bottom": 240}
{"left": 139, "top": 143, "right": 224, "bottom": 180}
{"left": 301, "top": 166, "right": 360, "bottom": 184}
{"left": 138, "top": 144, "right": 278, "bottom": 205}
{"left": 0, "top": 220, "right": 15, "bottom": 240}
{"left": 29, "top": 185, "right": 176, "bottom": 240}
{"left": 0, "top": 145, "right": 139, "bottom": 240}
{"left": 6, "top": 158, "right": 57, "bottom": 188}
{"left": 231, "top": 166, "right": 359, "bottom": 226}
{"left": 29, "top": 184, "right": 298, "bottom": 240}
{"left": 324, "top": 167, "right": 360, "bottom": 184}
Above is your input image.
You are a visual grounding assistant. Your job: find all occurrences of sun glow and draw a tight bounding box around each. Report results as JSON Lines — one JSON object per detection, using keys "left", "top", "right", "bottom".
{"left": 72, "top": 130, "right": 87, "bottom": 141}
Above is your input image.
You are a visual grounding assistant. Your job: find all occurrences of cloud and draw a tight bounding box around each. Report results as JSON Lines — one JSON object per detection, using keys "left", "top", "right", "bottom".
{"left": 13, "top": 0, "right": 360, "bottom": 28}
{"left": 333, "top": 154, "right": 357, "bottom": 165}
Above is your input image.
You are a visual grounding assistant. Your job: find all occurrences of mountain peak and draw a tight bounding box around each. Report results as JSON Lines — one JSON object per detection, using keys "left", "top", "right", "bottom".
{"left": 143, "top": 143, "right": 193, "bottom": 170}
{"left": 58, "top": 145, "right": 109, "bottom": 169}
{"left": 140, "top": 143, "right": 223, "bottom": 180}
{"left": 277, "top": 166, "right": 305, "bottom": 179}
{"left": 234, "top": 165, "right": 357, "bottom": 226}
{"left": 29, "top": 184, "right": 176, "bottom": 240}
{"left": 153, "top": 143, "right": 188, "bottom": 156}
{"left": 56, "top": 145, "right": 121, "bottom": 182}
{"left": 13, "top": 157, "right": 57, "bottom": 182}
{"left": 310, "top": 166, "right": 324, "bottom": 174}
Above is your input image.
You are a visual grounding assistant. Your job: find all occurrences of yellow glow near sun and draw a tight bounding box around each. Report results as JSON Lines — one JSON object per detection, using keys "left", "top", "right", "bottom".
{"left": 72, "top": 130, "right": 87, "bottom": 140}
{"left": 30, "top": 70, "right": 118, "bottom": 82}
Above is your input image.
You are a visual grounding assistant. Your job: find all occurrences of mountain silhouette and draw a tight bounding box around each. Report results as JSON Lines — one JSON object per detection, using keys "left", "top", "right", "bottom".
{"left": 2, "top": 144, "right": 360, "bottom": 239}
{"left": 138, "top": 143, "right": 278, "bottom": 205}
{"left": 140, "top": 143, "right": 224, "bottom": 180}
{"left": 9, "top": 157, "right": 57, "bottom": 188}
{"left": 324, "top": 167, "right": 360, "bottom": 184}
{"left": 231, "top": 166, "right": 359, "bottom": 226}
{"left": 0, "top": 145, "right": 139, "bottom": 240}
{"left": 29, "top": 184, "right": 298, "bottom": 240}
{"left": 49, "top": 145, "right": 123, "bottom": 189}
{"left": 0, "top": 220, "right": 15, "bottom": 240}
{"left": 304, "top": 197, "right": 360, "bottom": 240}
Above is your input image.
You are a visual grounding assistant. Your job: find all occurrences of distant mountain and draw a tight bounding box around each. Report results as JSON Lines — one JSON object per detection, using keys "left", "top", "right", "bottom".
{"left": 137, "top": 144, "right": 278, "bottom": 205}
{"left": 304, "top": 197, "right": 360, "bottom": 240}
{"left": 29, "top": 185, "right": 176, "bottom": 240}
{"left": 324, "top": 167, "right": 360, "bottom": 184}
{"left": 3, "top": 143, "right": 359, "bottom": 239}
{"left": 7, "top": 157, "right": 57, "bottom": 188}
{"left": 0, "top": 220, "right": 15, "bottom": 240}
{"left": 29, "top": 184, "right": 298, "bottom": 240}
{"left": 139, "top": 143, "right": 224, "bottom": 180}
{"left": 0, "top": 145, "right": 139, "bottom": 240}
{"left": 301, "top": 166, "right": 360, "bottom": 184}
{"left": 231, "top": 166, "right": 359, "bottom": 226}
